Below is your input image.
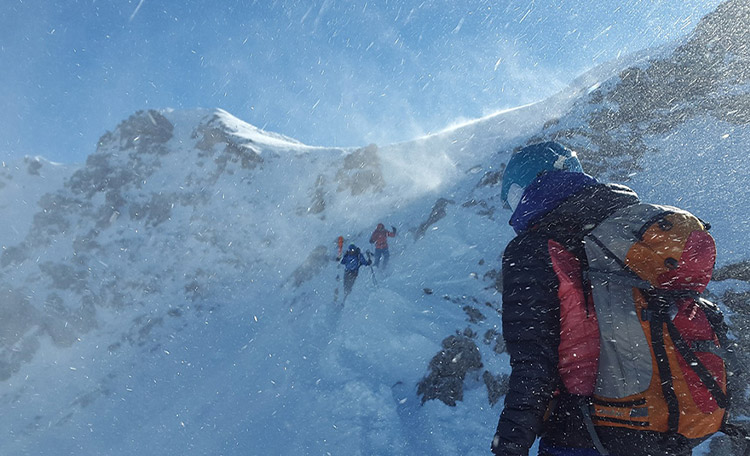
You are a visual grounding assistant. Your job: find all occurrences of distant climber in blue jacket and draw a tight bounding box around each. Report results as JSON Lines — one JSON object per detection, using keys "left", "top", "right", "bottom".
{"left": 340, "top": 244, "right": 371, "bottom": 298}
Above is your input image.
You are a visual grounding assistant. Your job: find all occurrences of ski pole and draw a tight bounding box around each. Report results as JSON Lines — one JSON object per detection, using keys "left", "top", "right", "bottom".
{"left": 365, "top": 250, "right": 378, "bottom": 286}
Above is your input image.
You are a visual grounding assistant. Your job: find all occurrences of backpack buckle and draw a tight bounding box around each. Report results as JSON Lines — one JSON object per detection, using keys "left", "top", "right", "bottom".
{"left": 640, "top": 305, "right": 676, "bottom": 322}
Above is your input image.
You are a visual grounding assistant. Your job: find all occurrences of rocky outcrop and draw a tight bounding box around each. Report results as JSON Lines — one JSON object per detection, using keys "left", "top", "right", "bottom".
{"left": 335, "top": 144, "right": 384, "bottom": 195}
{"left": 714, "top": 261, "right": 750, "bottom": 282}
{"left": 193, "top": 115, "right": 264, "bottom": 173}
{"left": 418, "top": 334, "right": 483, "bottom": 406}
{"left": 414, "top": 198, "right": 454, "bottom": 240}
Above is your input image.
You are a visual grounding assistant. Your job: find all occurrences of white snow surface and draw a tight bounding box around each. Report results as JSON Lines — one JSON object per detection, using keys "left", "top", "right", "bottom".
{"left": 629, "top": 115, "right": 750, "bottom": 265}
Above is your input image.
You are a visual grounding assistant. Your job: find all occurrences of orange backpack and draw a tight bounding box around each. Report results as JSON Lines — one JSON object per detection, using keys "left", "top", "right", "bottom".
{"left": 555, "top": 203, "right": 729, "bottom": 450}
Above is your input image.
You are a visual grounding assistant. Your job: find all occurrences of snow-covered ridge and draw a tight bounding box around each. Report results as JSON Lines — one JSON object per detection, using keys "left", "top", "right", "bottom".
{"left": 213, "top": 108, "right": 312, "bottom": 150}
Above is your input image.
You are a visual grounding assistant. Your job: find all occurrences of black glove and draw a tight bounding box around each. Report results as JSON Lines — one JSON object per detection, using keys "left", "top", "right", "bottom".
{"left": 369, "top": 239, "right": 374, "bottom": 244}
{"left": 392, "top": 226, "right": 397, "bottom": 234}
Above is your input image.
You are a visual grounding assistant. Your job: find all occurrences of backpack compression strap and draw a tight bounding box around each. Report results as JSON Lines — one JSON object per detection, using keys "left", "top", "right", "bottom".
{"left": 646, "top": 291, "right": 730, "bottom": 410}
{"left": 664, "top": 318, "right": 728, "bottom": 409}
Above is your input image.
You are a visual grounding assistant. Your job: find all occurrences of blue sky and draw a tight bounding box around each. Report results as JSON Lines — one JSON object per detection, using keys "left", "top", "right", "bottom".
{"left": 1, "top": 0, "right": 723, "bottom": 164}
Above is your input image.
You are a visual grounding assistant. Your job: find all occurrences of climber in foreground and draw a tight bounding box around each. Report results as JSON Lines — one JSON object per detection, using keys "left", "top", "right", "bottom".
{"left": 340, "top": 244, "right": 371, "bottom": 300}
{"left": 491, "top": 142, "right": 730, "bottom": 456}
{"left": 369, "top": 223, "right": 396, "bottom": 269}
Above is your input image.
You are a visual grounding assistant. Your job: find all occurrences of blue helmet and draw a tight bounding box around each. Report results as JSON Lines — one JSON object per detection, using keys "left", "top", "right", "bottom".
{"left": 500, "top": 142, "right": 584, "bottom": 211}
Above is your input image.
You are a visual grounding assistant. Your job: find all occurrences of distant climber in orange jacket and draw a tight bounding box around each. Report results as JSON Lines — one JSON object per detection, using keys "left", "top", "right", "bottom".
{"left": 369, "top": 223, "right": 396, "bottom": 269}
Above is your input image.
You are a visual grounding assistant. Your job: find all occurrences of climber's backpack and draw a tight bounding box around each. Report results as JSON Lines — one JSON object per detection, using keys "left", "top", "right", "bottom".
{"left": 341, "top": 247, "right": 363, "bottom": 271}
{"left": 552, "top": 202, "right": 729, "bottom": 451}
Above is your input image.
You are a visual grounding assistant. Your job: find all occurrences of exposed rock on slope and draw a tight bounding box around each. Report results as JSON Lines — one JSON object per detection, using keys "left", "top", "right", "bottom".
{"left": 526, "top": 0, "right": 750, "bottom": 181}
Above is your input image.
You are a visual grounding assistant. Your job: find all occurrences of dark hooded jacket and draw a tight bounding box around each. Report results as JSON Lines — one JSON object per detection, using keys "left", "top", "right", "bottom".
{"left": 341, "top": 247, "right": 369, "bottom": 272}
{"left": 492, "top": 171, "right": 641, "bottom": 455}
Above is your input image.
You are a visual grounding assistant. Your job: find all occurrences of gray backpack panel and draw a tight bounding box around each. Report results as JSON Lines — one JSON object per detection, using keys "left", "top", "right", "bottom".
{"left": 583, "top": 203, "right": 676, "bottom": 398}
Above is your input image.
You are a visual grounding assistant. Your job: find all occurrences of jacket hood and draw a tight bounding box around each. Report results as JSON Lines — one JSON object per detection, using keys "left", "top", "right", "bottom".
{"left": 510, "top": 171, "right": 598, "bottom": 234}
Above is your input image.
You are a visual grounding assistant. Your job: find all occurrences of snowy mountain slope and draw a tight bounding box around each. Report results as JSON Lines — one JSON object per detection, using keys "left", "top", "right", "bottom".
{"left": 0, "top": 157, "right": 74, "bottom": 248}
{"left": 530, "top": 0, "right": 750, "bottom": 229}
{"left": 1, "top": 1, "right": 749, "bottom": 455}
{"left": 0, "top": 101, "right": 541, "bottom": 455}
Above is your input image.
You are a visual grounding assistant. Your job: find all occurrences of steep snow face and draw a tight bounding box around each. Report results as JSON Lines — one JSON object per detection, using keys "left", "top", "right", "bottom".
{"left": 629, "top": 115, "right": 750, "bottom": 265}
{"left": 213, "top": 108, "right": 309, "bottom": 150}
{"left": 1, "top": 3, "right": 750, "bottom": 455}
